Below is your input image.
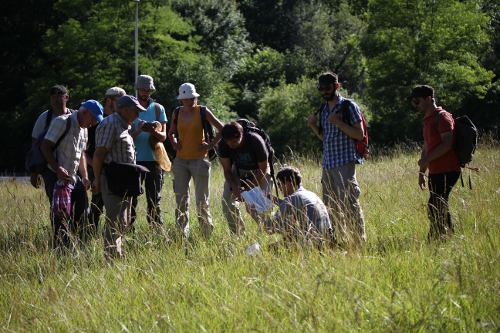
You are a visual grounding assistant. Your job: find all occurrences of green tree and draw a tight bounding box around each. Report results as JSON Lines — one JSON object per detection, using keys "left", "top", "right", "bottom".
{"left": 258, "top": 77, "right": 323, "bottom": 157}
{"left": 172, "top": 0, "right": 252, "bottom": 78}
{"left": 295, "top": 3, "right": 367, "bottom": 93}
{"left": 362, "top": 0, "right": 495, "bottom": 144}
{"left": 8, "top": 0, "right": 201, "bottom": 172}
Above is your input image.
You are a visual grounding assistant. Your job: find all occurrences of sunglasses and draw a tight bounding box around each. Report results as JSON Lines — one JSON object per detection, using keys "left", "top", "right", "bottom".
{"left": 317, "top": 85, "right": 334, "bottom": 92}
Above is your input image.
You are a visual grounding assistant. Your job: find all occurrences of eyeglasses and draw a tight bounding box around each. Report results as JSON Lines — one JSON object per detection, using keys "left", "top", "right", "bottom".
{"left": 137, "top": 89, "right": 153, "bottom": 94}
{"left": 412, "top": 99, "right": 421, "bottom": 105}
{"left": 317, "top": 85, "right": 334, "bottom": 92}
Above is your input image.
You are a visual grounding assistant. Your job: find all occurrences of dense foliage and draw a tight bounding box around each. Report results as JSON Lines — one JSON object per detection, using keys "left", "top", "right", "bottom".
{"left": 0, "top": 0, "right": 498, "bottom": 171}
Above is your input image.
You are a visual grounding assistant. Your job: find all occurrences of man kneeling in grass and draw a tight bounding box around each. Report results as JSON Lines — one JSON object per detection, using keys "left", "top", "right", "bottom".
{"left": 246, "top": 166, "right": 333, "bottom": 247}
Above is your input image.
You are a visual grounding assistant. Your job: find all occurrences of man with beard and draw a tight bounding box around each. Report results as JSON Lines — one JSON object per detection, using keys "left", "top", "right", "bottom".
{"left": 307, "top": 72, "right": 366, "bottom": 244}
{"left": 408, "top": 85, "right": 460, "bottom": 241}
{"left": 129, "top": 75, "right": 167, "bottom": 229}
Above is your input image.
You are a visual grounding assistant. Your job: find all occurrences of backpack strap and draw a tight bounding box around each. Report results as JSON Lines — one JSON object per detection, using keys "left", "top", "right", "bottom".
{"left": 172, "top": 106, "right": 181, "bottom": 139}
{"left": 45, "top": 109, "right": 54, "bottom": 130}
{"left": 434, "top": 110, "right": 446, "bottom": 134}
{"left": 153, "top": 102, "right": 161, "bottom": 121}
{"left": 199, "top": 106, "right": 212, "bottom": 143}
{"left": 315, "top": 102, "right": 327, "bottom": 135}
{"left": 53, "top": 117, "right": 72, "bottom": 151}
{"left": 340, "top": 99, "right": 353, "bottom": 125}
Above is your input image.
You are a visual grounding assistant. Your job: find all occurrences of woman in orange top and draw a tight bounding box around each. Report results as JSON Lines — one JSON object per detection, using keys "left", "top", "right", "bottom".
{"left": 168, "top": 83, "right": 223, "bottom": 237}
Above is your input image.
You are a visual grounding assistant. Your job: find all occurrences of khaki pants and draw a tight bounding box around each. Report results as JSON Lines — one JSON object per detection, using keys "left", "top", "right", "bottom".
{"left": 221, "top": 166, "right": 274, "bottom": 235}
{"left": 173, "top": 156, "right": 213, "bottom": 237}
{"left": 101, "top": 173, "right": 132, "bottom": 257}
{"left": 322, "top": 161, "right": 366, "bottom": 243}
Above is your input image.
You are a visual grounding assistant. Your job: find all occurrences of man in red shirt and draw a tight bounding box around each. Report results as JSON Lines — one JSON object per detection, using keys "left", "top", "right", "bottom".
{"left": 408, "top": 85, "right": 461, "bottom": 241}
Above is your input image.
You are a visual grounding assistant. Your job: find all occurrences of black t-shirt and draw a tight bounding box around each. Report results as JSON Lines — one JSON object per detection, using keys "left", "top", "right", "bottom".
{"left": 86, "top": 113, "right": 109, "bottom": 160}
{"left": 219, "top": 132, "right": 268, "bottom": 170}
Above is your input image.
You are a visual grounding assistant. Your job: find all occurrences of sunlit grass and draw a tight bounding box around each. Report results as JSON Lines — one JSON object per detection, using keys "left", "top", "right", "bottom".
{"left": 0, "top": 138, "right": 499, "bottom": 331}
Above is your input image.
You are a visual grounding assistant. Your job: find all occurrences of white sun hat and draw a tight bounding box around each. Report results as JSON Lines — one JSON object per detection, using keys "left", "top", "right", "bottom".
{"left": 177, "top": 83, "right": 200, "bottom": 99}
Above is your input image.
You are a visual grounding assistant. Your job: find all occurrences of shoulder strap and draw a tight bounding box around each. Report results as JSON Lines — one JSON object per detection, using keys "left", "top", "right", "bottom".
{"left": 153, "top": 102, "right": 161, "bottom": 121}
{"left": 199, "top": 105, "right": 211, "bottom": 141}
{"left": 434, "top": 111, "right": 446, "bottom": 134}
{"left": 315, "top": 102, "right": 327, "bottom": 135}
{"left": 53, "top": 117, "right": 72, "bottom": 151}
{"left": 45, "top": 109, "right": 54, "bottom": 129}
{"left": 173, "top": 106, "right": 181, "bottom": 139}
{"left": 199, "top": 105, "right": 207, "bottom": 120}
{"left": 341, "top": 99, "right": 353, "bottom": 126}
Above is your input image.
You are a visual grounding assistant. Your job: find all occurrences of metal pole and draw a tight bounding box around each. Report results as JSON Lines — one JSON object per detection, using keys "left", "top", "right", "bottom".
{"left": 134, "top": 0, "right": 139, "bottom": 97}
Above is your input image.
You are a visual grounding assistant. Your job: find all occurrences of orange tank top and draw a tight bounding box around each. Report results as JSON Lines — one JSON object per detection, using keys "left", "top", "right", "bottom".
{"left": 177, "top": 106, "right": 208, "bottom": 160}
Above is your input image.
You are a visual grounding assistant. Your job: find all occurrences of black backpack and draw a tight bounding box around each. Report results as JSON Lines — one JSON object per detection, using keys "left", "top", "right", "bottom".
{"left": 434, "top": 111, "right": 478, "bottom": 188}
{"left": 234, "top": 119, "right": 279, "bottom": 197}
{"left": 173, "top": 105, "right": 218, "bottom": 161}
{"left": 26, "top": 116, "right": 72, "bottom": 174}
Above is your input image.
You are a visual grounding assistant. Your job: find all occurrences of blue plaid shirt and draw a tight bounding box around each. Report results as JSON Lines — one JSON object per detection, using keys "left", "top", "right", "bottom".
{"left": 320, "top": 94, "right": 363, "bottom": 169}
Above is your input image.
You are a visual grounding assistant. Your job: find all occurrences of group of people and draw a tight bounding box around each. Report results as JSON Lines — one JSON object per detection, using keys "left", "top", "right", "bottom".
{"left": 29, "top": 72, "right": 461, "bottom": 257}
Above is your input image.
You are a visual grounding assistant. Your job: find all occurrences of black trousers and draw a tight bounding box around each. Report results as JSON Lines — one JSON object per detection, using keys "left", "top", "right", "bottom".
{"left": 427, "top": 171, "right": 460, "bottom": 241}
{"left": 47, "top": 170, "right": 90, "bottom": 247}
{"left": 130, "top": 161, "right": 164, "bottom": 229}
{"left": 88, "top": 168, "right": 104, "bottom": 235}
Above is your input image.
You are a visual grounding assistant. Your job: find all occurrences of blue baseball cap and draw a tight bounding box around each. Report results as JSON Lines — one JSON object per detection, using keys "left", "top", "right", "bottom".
{"left": 81, "top": 100, "right": 104, "bottom": 123}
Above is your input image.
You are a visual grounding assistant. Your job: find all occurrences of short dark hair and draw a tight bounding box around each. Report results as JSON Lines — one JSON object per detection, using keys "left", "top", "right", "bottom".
{"left": 318, "top": 72, "right": 338, "bottom": 86}
{"left": 50, "top": 85, "right": 68, "bottom": 96}
{"left": 221, "top": 122, "right": 243, "bottom": 140}
{"left": 407, "top": 85, "right": 434, "bottom": 99}
{"left": 277, "top": 166, "right": 303, "bottom": 187}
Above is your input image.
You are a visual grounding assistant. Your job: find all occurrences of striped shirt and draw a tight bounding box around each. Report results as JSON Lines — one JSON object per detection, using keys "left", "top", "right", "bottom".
{"left": 320, "top": 94, "right": 363, "bottom": 169}
{"left": 95, "top": 112, "right": 136, "bottom": 164}
{"left": 44, "top": 111, "right": 87, "bottom": 183}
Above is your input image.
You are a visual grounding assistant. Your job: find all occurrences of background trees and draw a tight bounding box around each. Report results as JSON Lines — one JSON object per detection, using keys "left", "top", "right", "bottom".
{"left": 0, "top": 0, "right": 498, "bottom": 172}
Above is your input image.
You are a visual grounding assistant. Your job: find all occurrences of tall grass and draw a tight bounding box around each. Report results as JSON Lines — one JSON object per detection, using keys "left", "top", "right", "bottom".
{"left": 0, "top": 138, "right": 499, "bottom": 331}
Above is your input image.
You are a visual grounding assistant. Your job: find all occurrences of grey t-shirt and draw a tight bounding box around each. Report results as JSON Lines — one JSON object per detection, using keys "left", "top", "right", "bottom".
{"left": 31, "top": 110, "right": 54, "bottom": 139}
{"left": 31, "top": 109, "right": 75, "bottom": 139}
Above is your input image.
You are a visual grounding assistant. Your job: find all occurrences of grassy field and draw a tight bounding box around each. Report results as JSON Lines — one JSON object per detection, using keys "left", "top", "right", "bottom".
{"left": 0, "top": 139, "right": 499, "bottom": 332}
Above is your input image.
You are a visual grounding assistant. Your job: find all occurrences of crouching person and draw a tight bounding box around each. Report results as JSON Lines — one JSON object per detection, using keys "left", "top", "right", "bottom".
{"left": 92, "top": 96, "right": 146, "bottom": 257}
{"left": 219, "top": 121, "right": 274, "bottom": 235}
{"left": 41, "top": 100, "right": 102, "bottom": 247}
{"left": 246, "top": 166, "right": 332, "bottom": 248}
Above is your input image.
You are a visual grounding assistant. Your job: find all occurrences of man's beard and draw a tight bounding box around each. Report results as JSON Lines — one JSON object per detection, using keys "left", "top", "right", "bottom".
{"left": 138, "top": 94, "right": 148, "bottom": 102}
{"left": 322, "top": 91, "right": 336, "bottom": 101}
